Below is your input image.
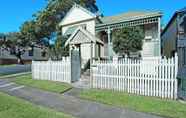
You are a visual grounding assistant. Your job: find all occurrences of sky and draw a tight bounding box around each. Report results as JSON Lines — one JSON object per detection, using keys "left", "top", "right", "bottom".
{"left": 0, "top": 0, "right": 185, "bottom": 33}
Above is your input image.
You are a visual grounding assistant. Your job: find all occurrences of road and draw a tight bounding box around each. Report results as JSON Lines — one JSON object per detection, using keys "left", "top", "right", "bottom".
{"left": 0, "top": 65, "right": 31, "bottom": 75}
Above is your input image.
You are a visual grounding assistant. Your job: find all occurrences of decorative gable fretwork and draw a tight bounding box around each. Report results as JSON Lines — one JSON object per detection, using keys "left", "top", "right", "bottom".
{"left": 96, "top": 17, "right": 159, "bottom": 32}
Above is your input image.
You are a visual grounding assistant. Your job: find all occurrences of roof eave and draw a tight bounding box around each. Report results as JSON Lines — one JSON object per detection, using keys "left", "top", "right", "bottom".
{"left": 96, "top": 13, "right": 162, "bottom": 28}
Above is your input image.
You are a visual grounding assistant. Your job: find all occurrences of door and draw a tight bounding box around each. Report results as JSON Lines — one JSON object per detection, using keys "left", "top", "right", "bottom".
{"left": 71, "top": 48, "right": 81, "bottom": 82}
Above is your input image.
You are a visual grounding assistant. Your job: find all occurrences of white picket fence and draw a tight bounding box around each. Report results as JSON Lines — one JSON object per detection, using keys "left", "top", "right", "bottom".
{"left": 91, "top": 55, "right": 178, "bottom": 99}
{"left": 32, "top": 57, "right": 71, "bottom": 83}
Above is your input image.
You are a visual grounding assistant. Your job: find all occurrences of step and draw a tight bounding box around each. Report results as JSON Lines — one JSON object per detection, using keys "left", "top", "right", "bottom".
{"left": 82, "top": 69, "right": 90, "bottom": 76}
{"left": 81, "top": 75, "right": 90, "bottom": 80}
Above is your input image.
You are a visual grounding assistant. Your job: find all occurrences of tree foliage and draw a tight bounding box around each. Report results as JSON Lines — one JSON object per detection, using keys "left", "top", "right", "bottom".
{"left": 0, "top": 33, "right": 5, "bottom": 39}
{"left": 49, "top": 30, "right": 69, "bottom": 60}
{"left": 0, "top": 32, "right": 28, "bottom": 64}
{"left": 113, "top": 26, "right": 144, "bottom": 56}
{"left": 19, "top": 21, "right": 38, "bottom": 45}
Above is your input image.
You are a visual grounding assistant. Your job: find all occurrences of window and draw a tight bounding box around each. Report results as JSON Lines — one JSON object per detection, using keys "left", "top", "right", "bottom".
{"left": 28, "top": 48, "right": 34, "bottom": 56}
{"left": 145, "top": 35, "right": 152, "bottom": 42}
{"left": 180, "top": 16, "right": 186, "bottom": 36}
{"left": 183, "top": 48, "right": 186, "bottom": 66}
{"left": 182, "top": 80, "right": 186, "bottom": 94}
{"left": 81, "top": 24, "right": 86, "bottom": 30}
{"left": 171, "top": 50, "right": 176, "bottom": 57}
{"left": 42, "top": 51, "right": 46, "bottom": 57}
{"left": 10, "top": 50, "right": 15, "bottom": 55}
{"left": 183, "top": 17, "right": 186, "bottom": 35}
{"left": 145, "top": 37, "right": 152, "bottom": 42}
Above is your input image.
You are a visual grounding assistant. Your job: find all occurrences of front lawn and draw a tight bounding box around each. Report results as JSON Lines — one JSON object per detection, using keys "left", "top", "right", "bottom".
{"left": 0, "top": 73, "right": 24, "bottom": 78}
{"left": 0, "top": 92, "right": 73, "bottom": 118}
{"left": 0, "top": 73, "right": 14, "bottom": 77}
{"left": 80, "top": 89, "right": 186, "bottom": 118}
{"left": 13, "top": 74, "right": 72, "bottom": 93}
{"left": 0, "top": 64, "right": 16, "bottom": 67}
{"left": 0, "top": 74, "right": 6, "bottom": 77}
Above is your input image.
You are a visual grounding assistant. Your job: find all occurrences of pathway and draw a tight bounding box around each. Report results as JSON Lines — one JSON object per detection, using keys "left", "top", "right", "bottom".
{"left": 0, "top": 79, "right": 163, "bottom": 118}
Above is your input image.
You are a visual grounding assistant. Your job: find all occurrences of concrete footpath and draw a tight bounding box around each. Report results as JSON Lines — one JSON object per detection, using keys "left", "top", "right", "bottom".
{"left": 0, "top": 79, "right": 163, "bottom": 118}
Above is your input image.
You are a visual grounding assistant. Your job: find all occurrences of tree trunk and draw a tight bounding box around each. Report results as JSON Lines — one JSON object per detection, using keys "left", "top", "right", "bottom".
{"left": 16, "top": 55, "right": 24, "bottom": 65}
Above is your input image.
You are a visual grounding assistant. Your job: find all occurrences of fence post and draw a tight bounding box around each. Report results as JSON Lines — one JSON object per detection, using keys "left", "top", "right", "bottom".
{"left": 174, "top": 53, "right": 178, "bottom": 99}
{"left": 32, "top": 61, "right": 34, "bottom": 79}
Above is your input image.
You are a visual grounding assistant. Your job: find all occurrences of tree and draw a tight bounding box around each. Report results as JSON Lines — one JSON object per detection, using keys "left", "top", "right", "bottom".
{"left": 19, "top": 21, "right": 38, "bottom": 45}
{"left": 49, "top": 38, "right": 69, "bottom": 60}
{"left": 112, "top": 26, "right": 144, "bottom": 57}
{"left": 0, "top": 32, "right": 28, "bottom": 64}
{"left": 49, "top": 28, "right": 69, "bottom": 60}
{"left": 19, "top": 20, "right": 49, "bottom": 47}
{"left": 0, "top": 33, "right": 5, "bottom": 39}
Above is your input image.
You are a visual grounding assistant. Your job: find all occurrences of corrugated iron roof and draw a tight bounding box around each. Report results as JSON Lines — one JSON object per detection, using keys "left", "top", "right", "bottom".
{"left": 64, "top": 26, "right": 78, "bottom": 36}
{"left": 97, "top": 11, "right": 162, "bottom": 26}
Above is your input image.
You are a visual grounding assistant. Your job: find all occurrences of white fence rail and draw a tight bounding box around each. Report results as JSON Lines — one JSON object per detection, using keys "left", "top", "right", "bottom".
{"left": 91, "top": 55, "right": 178, "bottom": 99}
{"left": 32, "top": 57, "right": 71, "bottom": 83}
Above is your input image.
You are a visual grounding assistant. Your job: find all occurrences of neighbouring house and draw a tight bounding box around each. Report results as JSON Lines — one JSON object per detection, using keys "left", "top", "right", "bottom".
{"left": 0, "top": 47, "right": 48, "bottom": 65}
{"left": 161, "top": 7, "right": 186, "bottom": 100}
{"left": 59, "top": 4, "right": 162, "bottom": 68}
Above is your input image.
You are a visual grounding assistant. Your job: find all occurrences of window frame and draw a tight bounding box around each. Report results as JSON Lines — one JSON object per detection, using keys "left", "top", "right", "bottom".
{"left": 28, "top": 49, "right": 34, "bottom": 57}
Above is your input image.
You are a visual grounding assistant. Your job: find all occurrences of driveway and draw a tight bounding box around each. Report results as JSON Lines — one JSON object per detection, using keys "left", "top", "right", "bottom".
{"left": 0, "top": 64, "right": 31, "bottom": 75}
{"left": 0, "top": 79, "right": 163, "bottom": 118}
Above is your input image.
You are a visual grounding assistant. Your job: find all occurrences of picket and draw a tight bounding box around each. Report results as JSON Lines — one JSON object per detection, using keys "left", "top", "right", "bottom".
{"left": 32, "top": 57, "right": 71, "bottom": 83}
{"left": 91, "top": 55, "right": 178, "bottom": 99}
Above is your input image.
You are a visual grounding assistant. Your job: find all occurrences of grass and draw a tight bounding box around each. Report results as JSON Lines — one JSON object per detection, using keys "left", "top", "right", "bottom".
{"left": 0, "top": 73, "right": 22, "bottom": 77}
{"left": 80, "top": 89, "right": 186, "bottom": 118}
{"left": 0, "top": 73, "right": 13, "bottom": 77}
{"left": 13, "top": 74, "right": 72, "bottom": 93}
{"left": 0, "top": 74, "right": 6, "bottom": 76}
{"left": 0, "top": 64, "right": 16, "bottom": 67}
{"left": 0, "top": 92, "right": 73, "bottom": 118}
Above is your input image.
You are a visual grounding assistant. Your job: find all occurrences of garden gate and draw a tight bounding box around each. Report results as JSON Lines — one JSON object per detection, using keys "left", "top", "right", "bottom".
{"left": 71, "top": 48, "right": 81, "bottom": 82}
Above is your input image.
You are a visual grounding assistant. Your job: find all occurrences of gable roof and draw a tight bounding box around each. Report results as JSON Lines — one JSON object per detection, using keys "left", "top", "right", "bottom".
{"left": 96, "top": 11, "right": 162, "bottom": 26}
{"left": 65, "top": 27, "right": 103, "bottom": 46}
{"left": 59, "top": 4, "right": 97, "bottom": 26}
{"left": 177, "top": 7, "right": 186, "bottom": 13}
{"left": 161, "top": 7, "right": 186, "bottom": 36}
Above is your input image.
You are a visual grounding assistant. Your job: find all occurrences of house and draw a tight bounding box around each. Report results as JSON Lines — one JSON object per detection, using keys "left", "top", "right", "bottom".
{"left": 59, "top": 4, "right": 162, "bottom": 68}
{"left": 161, "top": 7, "right": 186, "bottom": 69}
{"left": 161, "top": 7, "right": 186, "bottom": 100}
{"left": 0, "top": 47, "right": 48, "bottom": 65}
